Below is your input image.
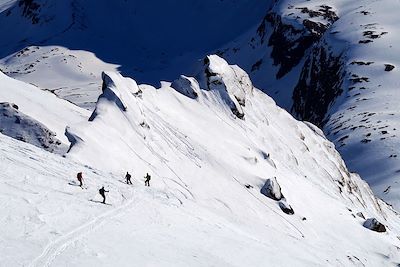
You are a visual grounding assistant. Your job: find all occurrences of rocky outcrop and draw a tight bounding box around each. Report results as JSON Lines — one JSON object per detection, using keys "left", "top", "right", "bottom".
{"left": 262, "top": 5, "right": 338, "bottom": 79}
{"left": 18, "top": 0, "right": 41, "bottom": 24}
{"left": 198, "top": 55, "right": 253, "bottom": 119}
{"left": 384, "top": 64, "right": 395, "bottom": 72}
{"left": 279, "top": 199, "right": 294, "bottom": 215}
{"left": 261, "top": 177, "right": 295, "bottom": 215}
{"left": 291, "top": 42, "right": 345, "bottom": 127}
{"left": 0, "top": 102, "right": 63, "bottom": 152}
{"left": 261, "top": 177, "right": 283, "bottom": 201}
{"left": 171, "top": 75, "right": 200, "bottom": 99}
{"left": 363, "top": 218, "right": 386, "bottom": 232}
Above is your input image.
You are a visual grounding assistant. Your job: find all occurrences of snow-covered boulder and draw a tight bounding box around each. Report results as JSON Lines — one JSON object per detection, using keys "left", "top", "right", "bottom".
{"left": 171, "top": 75, "right": 199, "bottom": 99}
{"left": 363, "top": 218, "right": 386, "bottom": 233}
{"left": 260, "top": 177, "right": 283, "bottom": 201}
{"left": 198, "top": 55, "right": 253, "bottom": 119}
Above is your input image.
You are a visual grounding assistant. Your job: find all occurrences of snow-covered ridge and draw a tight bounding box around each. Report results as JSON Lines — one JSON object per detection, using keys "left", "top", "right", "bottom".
{"left": 3, "top": 0, "right": 400, "bottom": 209}
{"left": 1, "top": 1, "right": 400, "bottom": 264}
{"left": 0, "top": 0, "right": 271, "bottom": 103}
{"left": 60, "top": 55, "right": 400, "bottom": 265}
{"left": 0, "top": 55, "right": 399, "bottom": 266}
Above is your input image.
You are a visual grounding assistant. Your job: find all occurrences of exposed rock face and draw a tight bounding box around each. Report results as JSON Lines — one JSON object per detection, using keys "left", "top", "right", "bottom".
{"left": 260, "top": 177, "right": 295, "bottom": 215}
{"left": 291, "top": 42, "right": 344, "bottom": 127}
{"left": 265, "top": 13, "right": 314, "bottom": 79}
{"left": 263, "top": 5, "right": 338, "bottom": 79}
{"left": 260, "top": 177, "right": 283, "bottom": 201}
{"left": 0, "top": 102, "right": 64, "bottom": 152}
{"left": 363, "top": 218, "right": 386, "bottom": 232}
{"left": 171, "top": 75, "right": 199, "bottom": 99}
{"left": 384, "top": 64, "right": 395, "bottom": 72}
{"left": 279, "top": 199, "right": 294, "bottom": 215}
{"left": 18, "top": 0, "right": 41, "bottom": 24}
{"left": 199, "top": 55, "right": 253, "bottom": 119}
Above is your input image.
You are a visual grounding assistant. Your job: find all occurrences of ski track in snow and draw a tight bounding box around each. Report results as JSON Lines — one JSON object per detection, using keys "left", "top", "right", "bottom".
{"left": 29, "top": 191, "right": 137, "bottom": 267}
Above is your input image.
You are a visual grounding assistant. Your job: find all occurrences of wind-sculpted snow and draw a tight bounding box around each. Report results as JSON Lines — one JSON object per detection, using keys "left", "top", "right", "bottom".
{"left": 60, "top": 56, "right": 400, "bottom": 266}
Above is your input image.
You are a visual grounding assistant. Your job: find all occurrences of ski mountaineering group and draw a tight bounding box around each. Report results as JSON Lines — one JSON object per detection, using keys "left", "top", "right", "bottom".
{"left": 75, "top": 171, "right": 152, "bottom": 204}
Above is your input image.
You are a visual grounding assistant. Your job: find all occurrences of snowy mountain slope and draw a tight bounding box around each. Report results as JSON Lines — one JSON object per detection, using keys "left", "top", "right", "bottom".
{"left": 318, "top": 0, "right": 400, "bottom": 210}
{"left": 2, "top": 0, "right": 400, "bottom": 210}
{"left": 4, "top": 130, "right": 400, "bottom": 267}
{"left": 0, "top": 0, "right": 272, "bottom": 109}
{"left": 55, "top": 56, "right": 400, "bottom": 265}
{"left": 0, "top": 46, "right": 119, "bottom": 109}
{"left": 0, "top": 70, "right": 89, "bottom": 145}
{"left": 216, "top": 0, "right": 400, "bottom": 208}
{"left": 1, "top": 3, "right": 400, "bottom": 261}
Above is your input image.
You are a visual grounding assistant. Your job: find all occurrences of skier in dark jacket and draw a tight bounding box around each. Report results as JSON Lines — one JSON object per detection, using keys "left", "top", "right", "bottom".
{"left": 99, "top": 186, "right": 109, "bottom": 204}
{"left": 77, "top": 172, "right": 83, "bottom": 187}
{"left": 125, "top": 172, "right": 132, "bottom": 185}
{"left": 144, "top": 173, "right": 151, "bottom": 187}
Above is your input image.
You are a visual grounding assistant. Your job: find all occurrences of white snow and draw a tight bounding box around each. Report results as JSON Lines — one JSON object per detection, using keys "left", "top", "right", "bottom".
{"left": 60, "top": 57, "right": 400, "bottom": 266}
{"left": 1, "top": 1, "right": 400, "bottom": 266}
{"left": 0, "top": 71, "right": 89, "bottom": 144}
{"left": 0, "top": 102, "right": 65, "bottom": 153}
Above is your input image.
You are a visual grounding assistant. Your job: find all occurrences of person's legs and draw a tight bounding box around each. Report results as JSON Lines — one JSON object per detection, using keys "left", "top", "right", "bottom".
{"left": 102, "top": 195, "right": 106, "bottom": 203}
